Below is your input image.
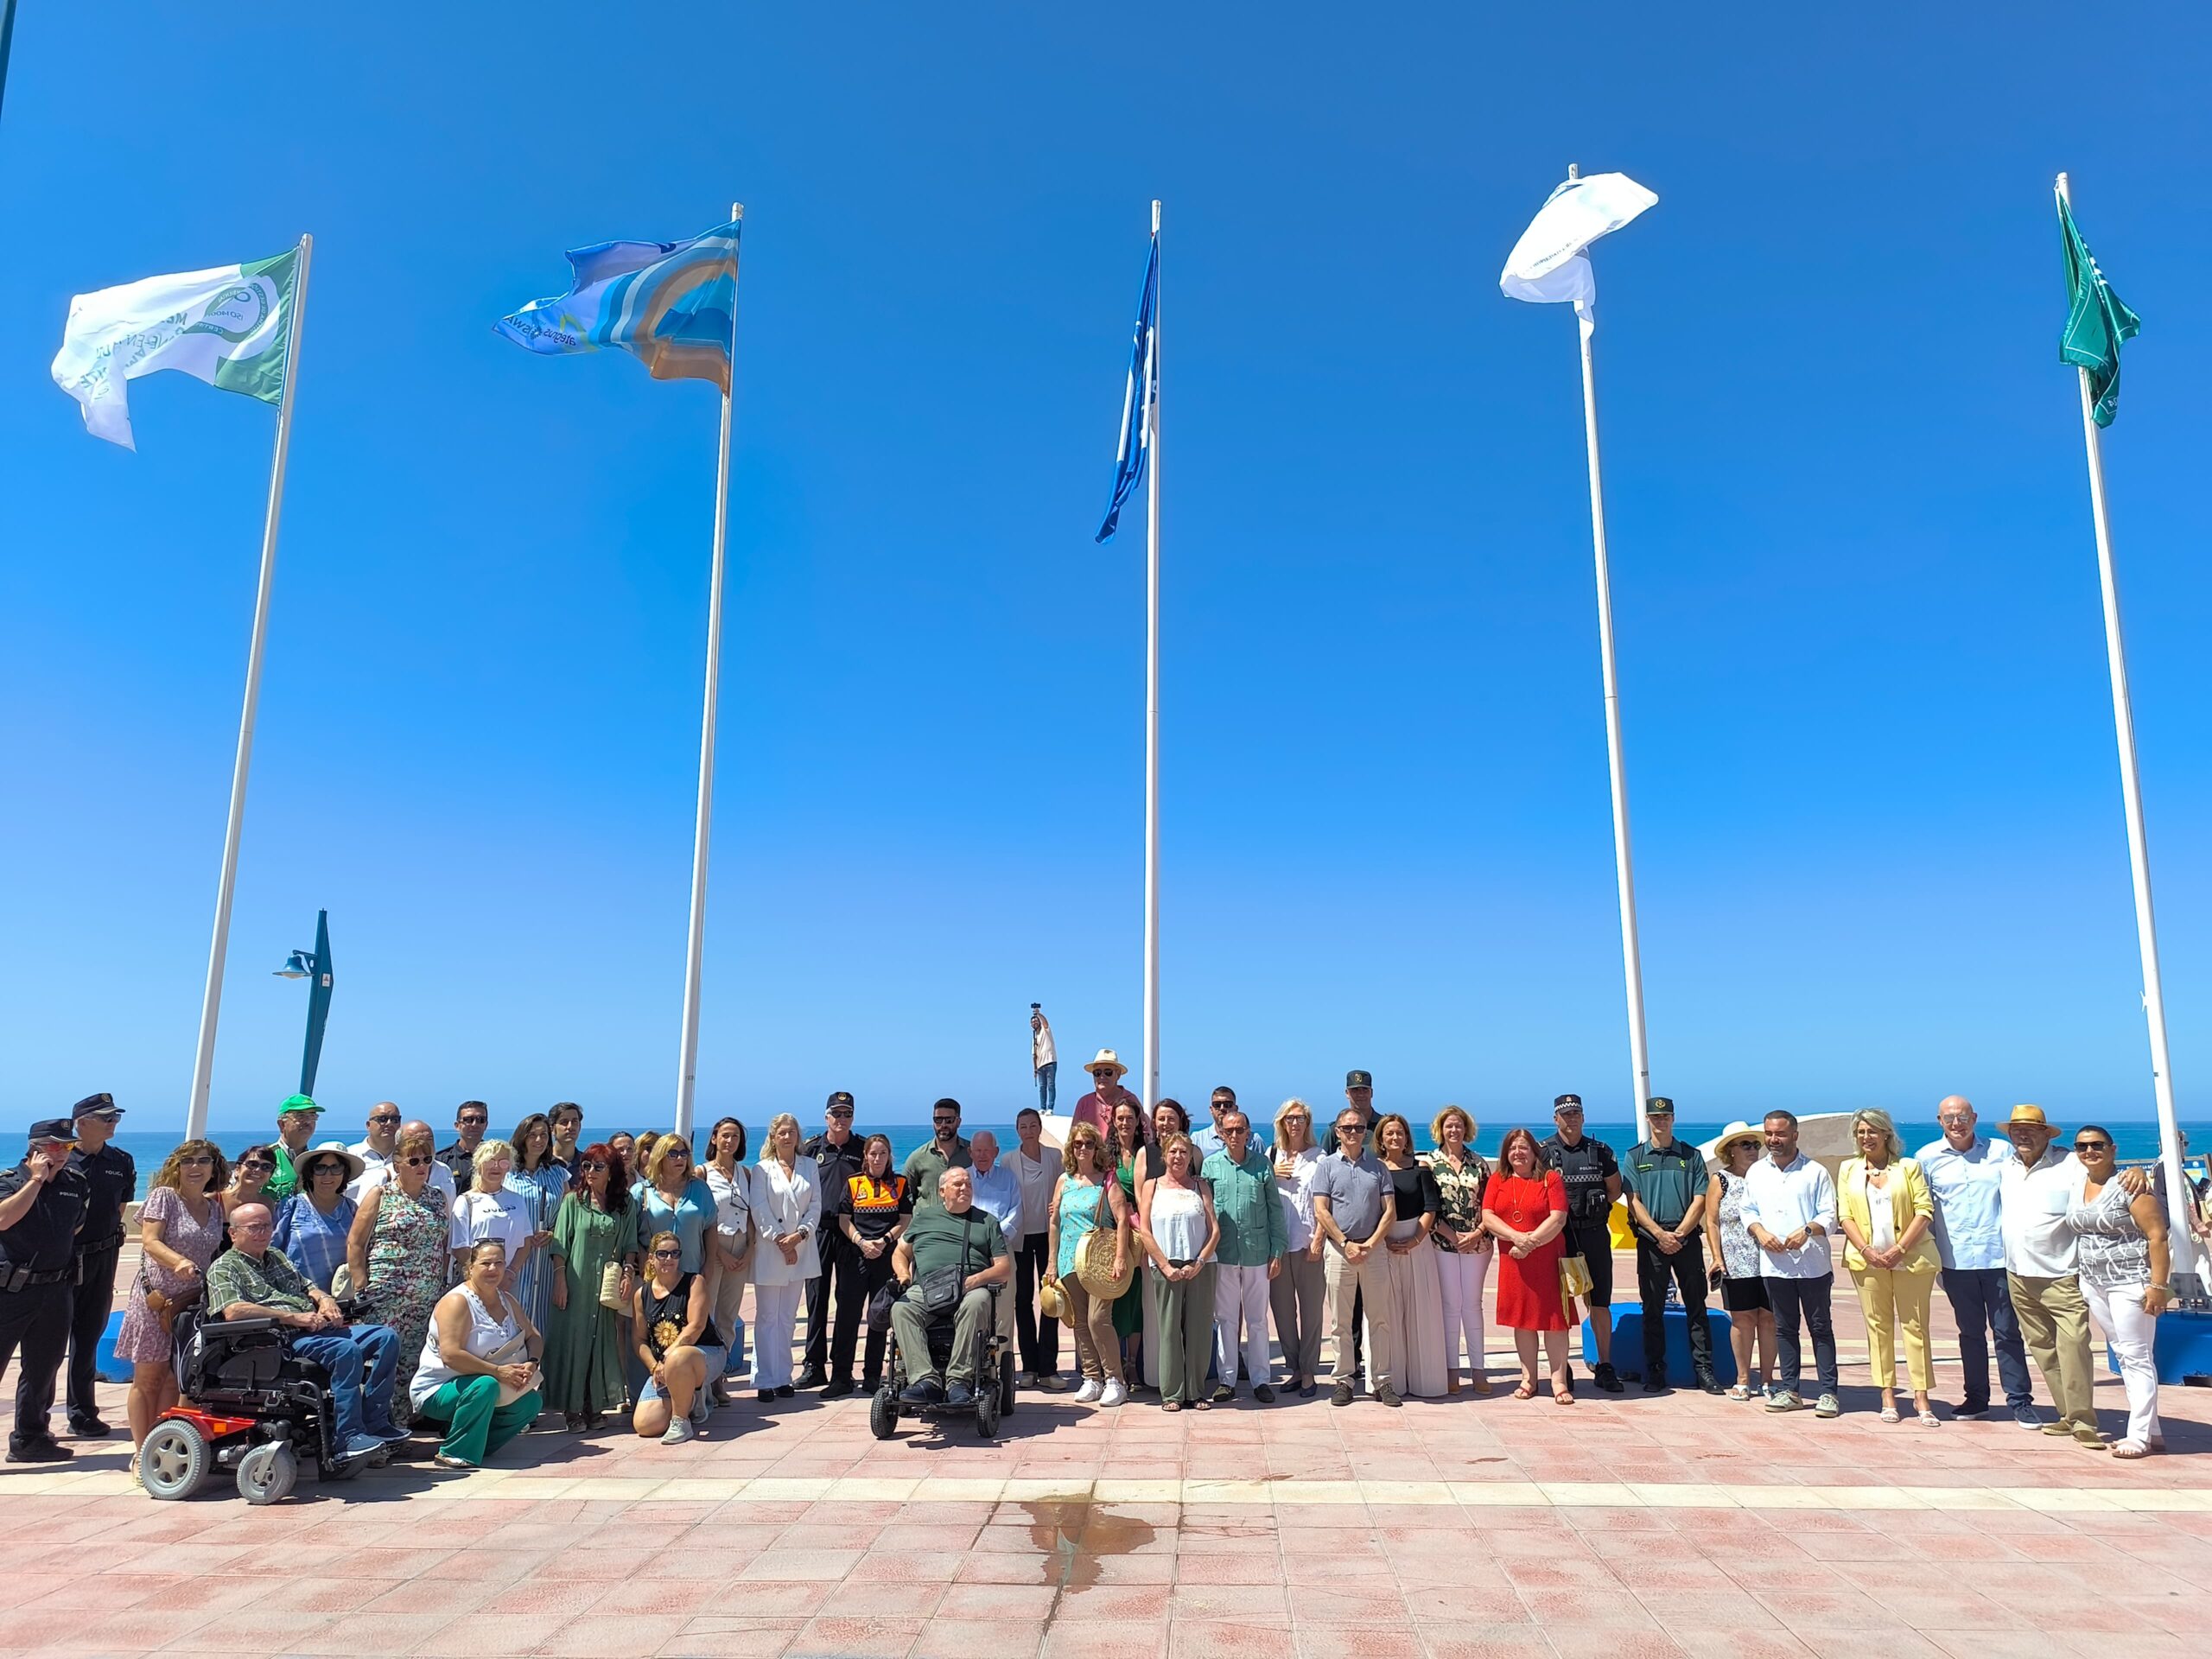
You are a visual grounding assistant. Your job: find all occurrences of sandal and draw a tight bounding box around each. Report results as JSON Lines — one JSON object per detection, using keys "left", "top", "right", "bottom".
{"left": 1193, "top": 1399, "right": 1211, "bottom": 1410}
{"left": 1917, "top": 1410, "right": 1941, "bottom": 1427}
{"left": 1879, "top": 1405, "right": 1901, "bottom": 1424}
{"left": 1551, "top": 1382, "right": 1574, "bottom": 1405}
{"left": 1725, "top": 1383, "right": 1751, "bottom": 1402}
{"left": 564, "top": 1413, "right": 586, "bottom": 1432}
{"left": 2111, "top": 1439, "right": 2149, "bottom": 1459}
{"left": 1512, "top": 1379, "right": 1537, "bottom": 1401}
{"left": 1162, "top": 1401, "right": 1181, "bottom": 1413}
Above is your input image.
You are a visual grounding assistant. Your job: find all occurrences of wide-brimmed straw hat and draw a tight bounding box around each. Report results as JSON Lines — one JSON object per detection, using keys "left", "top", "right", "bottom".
{"left": 1038, "top": 1276, "right": 1070, "bottom": 1325}
{"left": 1713, "top": 1122, "right": 1764, "bottom": 1157}
{"left": 2003, "top": 1104, "right": 2059, "bottom": 1132}
{"left": 1086, "top": 1048, "right": 1128, "bottom": 1079}
{"left": 298, "top": 1141, "right": 366, "bottom": 1184}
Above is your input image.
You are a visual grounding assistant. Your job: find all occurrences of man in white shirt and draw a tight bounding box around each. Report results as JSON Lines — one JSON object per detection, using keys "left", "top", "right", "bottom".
{"left": 1740, "top": 1110, "right": 1840, "bottom": 1418}
{"left": 348, "top": 1114, "right": 456, "bottom": 1207}
{"left": 1997, "top": 1104, "right": 2101, "bottom": 1447}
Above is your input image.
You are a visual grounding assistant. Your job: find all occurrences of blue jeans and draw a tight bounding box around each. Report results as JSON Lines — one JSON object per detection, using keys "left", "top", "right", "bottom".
{"left": 290, "top": 1324, "right": 401, "bottom": 1442}
{"left": 1037, "top": 1061, "right": 1057, "bottom": 1114}
{"left": 1764, "top": 1275, "right": 1837, "bottom": 1396}
{"left": 1940, "top": 1267, "right": 2032, "bottom": 1408}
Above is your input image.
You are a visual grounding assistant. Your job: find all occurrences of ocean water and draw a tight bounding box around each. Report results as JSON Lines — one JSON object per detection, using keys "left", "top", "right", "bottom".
{"left": 24, "top": 1117, "right": 2212, "bottom": 1200}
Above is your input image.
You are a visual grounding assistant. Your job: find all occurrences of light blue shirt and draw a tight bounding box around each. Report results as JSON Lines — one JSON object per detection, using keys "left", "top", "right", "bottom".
{"left": 1915, "top": 1134, "right": 2015, "bottom": 1272}
{"left": 1191, "top": 1122, "right": 1226, "bottom": 1161}
{"left": 967, "top": 1159, "right": 1022, "bottom": 1252}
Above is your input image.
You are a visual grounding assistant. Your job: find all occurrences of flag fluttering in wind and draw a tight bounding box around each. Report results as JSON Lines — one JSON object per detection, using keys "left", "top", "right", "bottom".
{"left": 50, "top": 249, "right": 301, "bottom": 448}
{"left": 2057, "top": 193, "right": 2139, "bottom": 429}
{"left": 496, "top": 216, "right": 741, "bottom": 391}
{"left": 1096, "top": 234, "right": 1159, "bottom": 543}
{"left": 1499, "top": 172, "right": 1658, "bottom": 328}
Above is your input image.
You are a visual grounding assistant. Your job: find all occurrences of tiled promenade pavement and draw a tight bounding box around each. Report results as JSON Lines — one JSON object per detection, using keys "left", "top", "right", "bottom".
{"left": 3, "top": 1264, "right": 2206, "bottom": 1658}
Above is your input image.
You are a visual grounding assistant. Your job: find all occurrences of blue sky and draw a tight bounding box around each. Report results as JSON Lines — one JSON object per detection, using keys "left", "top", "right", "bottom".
{"left": 4, "top": 4, "right": 2209, "bottom": 1135}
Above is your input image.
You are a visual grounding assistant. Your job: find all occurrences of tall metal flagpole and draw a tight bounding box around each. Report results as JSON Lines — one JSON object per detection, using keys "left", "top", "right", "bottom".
{"left": 2056, "top": 173, "right": 2198, "bottom": 1289}
{"left": 1566, "top": 164, "right": 1654, "bottom": 1144}
{"left": 1141, "top": 199, "right": 1162, "bottom": 1115}
{"left": 672, "top": 202, "right": 743, "bottom": 1143}
{"left": 185, "top": 232, "right": 315, "bottom": 1141}
{"left": 0, "top": 0, "right": 20, "bottom": 126}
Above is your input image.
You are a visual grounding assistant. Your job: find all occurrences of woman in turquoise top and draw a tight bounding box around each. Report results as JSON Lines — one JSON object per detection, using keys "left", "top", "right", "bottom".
{"left": 1047, "top": 1122, "right": 1132, "bottom": 1405}
{"left": 635, "top": 1136, "right": 718, "bottom": 1274}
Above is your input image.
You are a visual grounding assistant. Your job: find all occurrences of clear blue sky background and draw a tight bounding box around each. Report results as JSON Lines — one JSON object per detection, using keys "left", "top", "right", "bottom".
{"left": 4, "top": 3, "right": 2209, "bottom": 1135}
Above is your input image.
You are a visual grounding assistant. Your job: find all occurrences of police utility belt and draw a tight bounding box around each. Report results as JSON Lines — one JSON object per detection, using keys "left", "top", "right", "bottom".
{"left": 80, "top": 1230, "right": 126, "bottom": 1256}
{"left": 0, "top": 1262, "right": 79, "bottom": 1293}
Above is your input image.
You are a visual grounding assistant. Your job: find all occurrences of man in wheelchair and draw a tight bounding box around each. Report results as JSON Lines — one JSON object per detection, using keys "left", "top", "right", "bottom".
{"left": 202, "top": 1202, "right": 405, "bottom": 1462}
{"left": 889, "top": 1167, "right": 1010, "bottom": 1406}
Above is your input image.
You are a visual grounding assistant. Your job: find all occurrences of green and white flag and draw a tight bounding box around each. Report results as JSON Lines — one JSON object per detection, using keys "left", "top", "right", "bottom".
{"left": 50, "top": 246, "right": 300, "bottom": 449}
{"left": 2056, "top": 194, "right": 2139, "bottom": 429}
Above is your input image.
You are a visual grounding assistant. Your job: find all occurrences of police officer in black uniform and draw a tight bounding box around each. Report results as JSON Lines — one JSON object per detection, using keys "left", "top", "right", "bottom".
{"left": 1539, "top": 1093, "right": 1624, "bottom": 1392}
{"left": 65, "top": 1093, "right": 136, "bottom": 1437}
{"left": 0, "top": 1119, "right": 92, "bottom": 1462}
{"left": 797, "top": 1090, "right": 865, "bottom": 1389}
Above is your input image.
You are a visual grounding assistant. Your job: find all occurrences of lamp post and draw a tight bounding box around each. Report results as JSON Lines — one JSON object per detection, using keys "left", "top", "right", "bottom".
{"left": 273, "top": 909, "right": 334, "bottom": 1096}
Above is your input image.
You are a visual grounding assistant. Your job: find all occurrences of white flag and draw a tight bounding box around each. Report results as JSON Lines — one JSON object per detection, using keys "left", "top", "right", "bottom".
{"left": 50, "top": 248, "right": 300, "bottom": 449}
{"left": 1499, "top": 173, "right": 1658, "bottom": 328}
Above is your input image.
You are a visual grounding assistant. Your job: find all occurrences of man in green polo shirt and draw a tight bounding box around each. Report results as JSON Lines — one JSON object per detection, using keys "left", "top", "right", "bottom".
{"left": 889, "top": 1166, "right": 1009, "bottom": 1406}
{"left": 902, "top": 1097, "right": 973, "bottom": 1220}
{"left": 264, "top": 1095, "right": 321, "bottom": 1205}
{"left": 1622, "top": 1097, "right": 1721, "bottom": 1395}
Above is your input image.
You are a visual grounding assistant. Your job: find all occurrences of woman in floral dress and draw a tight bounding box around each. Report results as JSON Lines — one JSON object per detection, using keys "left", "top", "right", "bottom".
{"left": 118, "top": 1140, "right": 229, "bottom": 1473}
{"left": 345, "top": 1122, "right": 451, "bottom": 1424}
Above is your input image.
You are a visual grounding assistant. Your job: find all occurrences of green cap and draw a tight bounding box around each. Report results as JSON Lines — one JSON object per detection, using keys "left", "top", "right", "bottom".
{"left": 278, "top": 1094, "right": 321, "bottom": 1116}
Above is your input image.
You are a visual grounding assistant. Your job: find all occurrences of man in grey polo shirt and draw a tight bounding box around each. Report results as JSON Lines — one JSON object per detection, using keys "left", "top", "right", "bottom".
{"left": 1312, "top": 1109, "right": 1398, "bottom": 1408}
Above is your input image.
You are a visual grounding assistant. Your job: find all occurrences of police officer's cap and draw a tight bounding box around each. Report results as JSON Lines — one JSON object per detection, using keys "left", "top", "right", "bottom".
{"left": 825, "top": 1090, "right": 855, "bottom": 1109}
{"left": 1344, "top": 1070, "right": 1373, "bottom": 1090}
{"left": 1553, "top": 1094, "right": 1584, "bottom": 1110}
{"left": 73, "top": 1093, "right": 122, "bottom": 1120}
{"left": 27, "top": 1118, "right": 74, "bottom": 1144}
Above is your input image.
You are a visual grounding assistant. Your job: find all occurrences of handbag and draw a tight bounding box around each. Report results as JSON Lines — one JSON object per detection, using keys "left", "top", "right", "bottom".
{"left": 328, "top": 1263, "right": 355, "bottom": 1300}
{"left": 484, "top": 1328, "right": 538, "bottom": 1408}
{"left": 1076, "top": 1226, "right": 1134, "bottom": 1301}
{"left": 915, "top": 1209, "right": 976, "bottom": 1315}
{"left": 1559, "top": 1253, "right": 1593, "bottom": 1316}
{"left": 598, "top": 1260, "right": 625, "bottom": 1311}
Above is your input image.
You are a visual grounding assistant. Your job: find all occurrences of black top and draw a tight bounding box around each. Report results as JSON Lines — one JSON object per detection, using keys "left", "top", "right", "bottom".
{"left": 1538, "top": 1133, "right": 1620, "bottom": 1223}
{"left": 69, "top": 1142, "right": 137, "bottom": 1245}
{"left": 435, "top": 1142, "right": 478, "bottom": 1194}
{"left": 0, "top": 1159, "right": 90, "bottom": 1274}
{"left": 641, "top": 1272, "right": 723, "bottom": 1357}
{"left": 804, "top": 1130, "right": 868, "bottom": 1197}
{"left": 1385, "top": 1161, "right": 1440, "bottom": 1223}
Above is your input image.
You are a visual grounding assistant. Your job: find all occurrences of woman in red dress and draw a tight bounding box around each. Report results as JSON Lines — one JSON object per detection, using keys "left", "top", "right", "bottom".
{"left": 1483, "top": 1126, "right": 1575, "bottom": 1404}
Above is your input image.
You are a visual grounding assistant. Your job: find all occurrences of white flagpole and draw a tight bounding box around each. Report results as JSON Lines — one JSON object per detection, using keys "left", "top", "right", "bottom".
{"left": 673, "top": 202, "right": 744, "bottom": 1145}
{"left": 184, "top": 232, "right": 314, "bottom": 1142}
{"left": 2056, "top": 173, "right": 2197, "bottom": 1289}
{"left": 1141, "top": 198, "right": 1163, "bottom": 1115}
{"left": 1566, "top": 165, "right": 1654, "bottom": 1144}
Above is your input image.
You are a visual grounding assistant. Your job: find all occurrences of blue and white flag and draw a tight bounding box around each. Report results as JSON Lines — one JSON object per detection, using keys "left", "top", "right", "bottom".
{"left": 496, "top": 215, "right": 741, "bottom": 391}
{"left": 1096, "top": 235, "right": 1159, "bottom": 543}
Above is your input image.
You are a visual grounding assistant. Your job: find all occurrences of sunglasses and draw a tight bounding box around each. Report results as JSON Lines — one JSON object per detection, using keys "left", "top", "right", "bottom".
{"left": 828, "top": 1109, "right": 855, "bottom": 1118}
{"left": 398, "top": 1155, "right": 432, "bottom": 1167}
{"left": 239, "top": 1160, "right": 275, "bottom": 1173}
{"left": 2075, "top": 1140, "right": 2112, "bottom": 1153}
{"left": 581, "top": 1159, "right": 608, "bottom": 1172}
{"left": 311, "top": 1162, "right": 344, "bottom": 1177}
{"left": 181, "top": 1154, "right": 215, "bottom": 1167}
{"left": 933, "top": 1116, "right": 958, "bottom": 1125}
{"left": 651, "top": 1248, "right": 682, "bottom": 1260}
{"left": 459, "top": 1118, "right": 488, "bottom": 1128}
{"left": 664, "top": 1149, "right": 690, "bottom": 1161}
{"left": 1335, "top": 1124, "right": 1363, "bottom": 1135}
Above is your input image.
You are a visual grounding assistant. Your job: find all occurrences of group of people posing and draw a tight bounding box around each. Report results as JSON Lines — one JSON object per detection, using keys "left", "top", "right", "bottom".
{"left": 0, "top": 1066, "right": 2184, "bottom": 1477}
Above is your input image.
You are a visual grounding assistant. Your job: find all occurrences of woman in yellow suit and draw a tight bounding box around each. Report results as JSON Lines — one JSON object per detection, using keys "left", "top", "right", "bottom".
{"left": 1837, "top": 1109, "right": 1942, "bottom": 1426}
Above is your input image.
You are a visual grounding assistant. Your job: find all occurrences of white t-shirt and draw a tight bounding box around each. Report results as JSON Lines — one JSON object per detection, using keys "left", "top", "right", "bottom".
{"left": 1033, "top": 1020, "right": 1057, "bottom": 1071}
{"left": 1012, "top": 1143, "right": 1064, "bottom": 1234}
{"left": 2001, "top": 1150, "right": 2086, "bottom": 1279}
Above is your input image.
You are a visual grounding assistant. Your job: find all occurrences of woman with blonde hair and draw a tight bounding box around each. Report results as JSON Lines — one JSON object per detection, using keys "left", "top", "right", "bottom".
{"left": 1269, "top": 1099, "right": 1326, "bottom": 1397}
{"left": 1424, "top": 1106, "right": 1493, "bottom": 1395}
{"left": 451, "top": 1138, "right": 537, "bottom": 1293}
{"left": 632, "top": 1230, "right": 721, "bottom": 1443}
{"left": 1046, "top": 1122, "right": 1131, "bottom": 1407}
{"left": 1138, "top": 1133, "right": 1219, "bottom": 1410}
{"left": 1837, "top": 1108, "right": 1940, "bottom": 1426}
{"left": 751, "top": 1112, "right": 819, "bottom": 1400}
{"left": 117, "top": 1141, "right": 228, "bottom": 1474}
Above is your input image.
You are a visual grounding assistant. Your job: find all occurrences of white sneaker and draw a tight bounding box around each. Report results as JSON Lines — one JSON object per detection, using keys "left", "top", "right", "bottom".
{"left": 1072, "top": 1378, "right": 1103, "bottom": 1403}
{"left": 1099, "top": 1378, "right": 1128, "bottom": 1408}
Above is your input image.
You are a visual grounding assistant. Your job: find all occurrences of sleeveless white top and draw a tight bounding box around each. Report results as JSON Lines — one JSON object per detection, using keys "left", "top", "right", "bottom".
{"left": 410, "top": 1284, "right": 521, "bottom": 1408}
{"left": 1148, "top": 1182, "right": 1209, "bottom": 1263}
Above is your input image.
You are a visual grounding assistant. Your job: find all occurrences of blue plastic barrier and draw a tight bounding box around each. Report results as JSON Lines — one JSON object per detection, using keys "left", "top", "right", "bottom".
{"left": 1584, "top": 1303, "right": 1738, "bottom": 1386}
{"left": 2104, "top": 1306, "right": 2212, "bottom": 1386}
{"left": 94, "top": 1309, "right": 132, "bottom": 1383}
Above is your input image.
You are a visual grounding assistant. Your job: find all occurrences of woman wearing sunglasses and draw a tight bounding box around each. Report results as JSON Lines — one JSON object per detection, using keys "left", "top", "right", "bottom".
{"left": 543, "top": 1143, "right": 636, "bottom": 1431}
{"left": 118, "top": 1140, "right": 228, "bottom": 1477}
{"left": 2068, "top": 1126, "right": 2172, "bottom": 1457}
{"left": 346, "top": 1122, "right": 453, "bottom": 1423}
{"left": 632, "top": 1230, "right": 722, "bottom": 1443}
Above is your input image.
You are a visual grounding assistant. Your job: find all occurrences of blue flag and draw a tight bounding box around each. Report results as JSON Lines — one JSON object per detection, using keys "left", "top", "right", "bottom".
{"left": 1096, "top": 236, "right": 1159, "bottom": 543}
{"left": 496, "top": 216, "right": 741, "bottom": 391}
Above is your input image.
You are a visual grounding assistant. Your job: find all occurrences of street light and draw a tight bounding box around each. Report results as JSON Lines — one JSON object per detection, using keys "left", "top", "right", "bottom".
{"left": 273, "top": 909, "right": 334, "bottom": 1096}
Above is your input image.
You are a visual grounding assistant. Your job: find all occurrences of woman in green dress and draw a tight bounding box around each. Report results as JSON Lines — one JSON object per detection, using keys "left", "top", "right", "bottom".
{"left": 544, "top": 1141, "right": 638, "bottom": 1430}
{"left": 1108, "top": 1099, "right": 1151, "bottom": 1379}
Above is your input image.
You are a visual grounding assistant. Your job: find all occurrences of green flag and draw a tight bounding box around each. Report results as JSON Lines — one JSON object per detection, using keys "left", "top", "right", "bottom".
{"left": 2056, "top": 193, "right": 2139, "bottom": 429}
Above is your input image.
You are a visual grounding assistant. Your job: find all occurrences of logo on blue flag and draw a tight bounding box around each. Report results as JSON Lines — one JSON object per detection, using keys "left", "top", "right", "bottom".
{"left": 1096, "top": 236, "right": 1158, "bottom": 543}
{"left": 497, "top": 216, "right": 741, "bottom": 391}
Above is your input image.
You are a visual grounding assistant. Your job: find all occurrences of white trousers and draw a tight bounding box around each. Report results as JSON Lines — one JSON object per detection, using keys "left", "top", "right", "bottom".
{"left": 2081, "top": 1277, "right": 2162, "bottom": 1448}
{"left": 751, "top": 1280, "right": 804, "bottom": 1389}
{"left": 1437, "top": 1244, "right": 1492, "bottom": 1376}
{"left": 1213, "top": 1262, "right": 1272, "bottom": 1386}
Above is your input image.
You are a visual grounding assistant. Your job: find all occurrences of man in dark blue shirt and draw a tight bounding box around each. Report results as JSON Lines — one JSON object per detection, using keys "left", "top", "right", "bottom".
{"left": 0, "top": 1120, "right": 90, "bottom": 1462}
{"left": 64, "top": 1094, "right": 135, "bottom": 1437}
{"left": 1540, "top": 1094, "right": 1624, "bottom": 1392}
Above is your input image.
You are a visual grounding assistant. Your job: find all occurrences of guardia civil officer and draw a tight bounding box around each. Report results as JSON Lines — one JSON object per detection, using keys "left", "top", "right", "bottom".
{"left": 65, "top": 1094, "right": 135, "bottom": 1437}
{"left": 0, "top": 1119, "right": 92, "bottom": 1462}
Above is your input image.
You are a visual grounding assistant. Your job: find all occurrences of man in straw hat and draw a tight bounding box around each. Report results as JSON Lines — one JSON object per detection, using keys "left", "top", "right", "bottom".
{"left": 1998, "top": 1104, "right": 2107, "bottom": 1449}
{"left": 1071, "top": 1050, "right": 1136, "bottom": 1140}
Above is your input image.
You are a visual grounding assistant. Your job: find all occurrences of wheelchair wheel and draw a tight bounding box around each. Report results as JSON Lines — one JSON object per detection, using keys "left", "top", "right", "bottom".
{"left": 237, "top": 1441, "right": 297, "bottom": 1506}
{"left": 999, "top": 1351, "right": 1017, "bottom": 1416}
{"left": 976, "top": 1386, "right": 1001, "bottom": 1439}
{"left": 868, "top": 1387, "right": 899, "bottom": 1441}
{"left": 138, "top": 1420, "right": 212, "bottom": 1502}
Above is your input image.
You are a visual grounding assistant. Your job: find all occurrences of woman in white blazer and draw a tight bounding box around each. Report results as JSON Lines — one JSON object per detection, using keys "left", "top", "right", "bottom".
{"left": 749, "top": 1113, "right": 820, "bottom": 1400}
